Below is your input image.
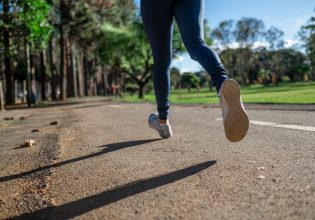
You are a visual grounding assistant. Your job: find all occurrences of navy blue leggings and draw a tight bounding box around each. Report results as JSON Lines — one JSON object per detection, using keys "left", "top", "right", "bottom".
{"left": 141, "top": 0, "right": 228, "bottom": 120}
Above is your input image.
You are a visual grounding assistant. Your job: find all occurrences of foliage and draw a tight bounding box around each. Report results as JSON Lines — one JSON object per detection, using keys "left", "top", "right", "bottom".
{"left": 234, "top": 17, "right": 265, "bottom": 48}
{"left": 104, "top": 0, "right": 136, "bottom": 26}
{"left": 265, "top": 26, "right": 284, "bottom": 50}
{"left": 170, "top": 67, "right": 181, "bottom": 89}
{"left": 299, "top": 9, "right": 315, "bottom": 79}
{"left": 19, "top": 0, "right": 53, "bottom": 49}
{"left": 211, "top": 17, "right": 310, "bottom": 85}
{"left": 181, "top": 72, "right": 200, "bottom": 91}
{"left": 98, "top": 21, "right": 153, "bottom": 98}
{"left": 211, "top": 20, "right": 235, "bottom": 49}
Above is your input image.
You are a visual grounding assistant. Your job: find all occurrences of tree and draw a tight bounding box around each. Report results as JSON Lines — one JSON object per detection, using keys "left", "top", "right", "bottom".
{"left": 212, "top": 20, "right": 235, "bottom": 77}
{"left": 265, "top": 26, "right": 285, "bottom": 50}
{"left": 0, "top": 65, "right": 4, "bottom": 110}
{"left": 0, "top": 0, "right": 148, "bottom": 106}
{"left": 181, "top": 73, "right": 200, "bottom": 92}
{"left": 212, "top": 20, "right": 235, "bottom": 49}
{"left": 299, "top": 9, "right": 315, "bottom": 80}
{"left": 233, "top": 18, "right": 265, "bottom": 84}
{"left": 220, "top": 48, "right": 238, "bottom": 78}
{"left": 0, "top": 0, "right": 52, "bottom": 106}
{"left": 62, "top": 0, "right": 136, "bottom": 97}
{"left": 170, "top": 67, "right": 181, "bottom": 89}
{"left": 104, "top": 0, "right": 136, "bottom": 26}
{"left": 234, "top": 17, "right": 265, "bottom": 48}
{"left": 67, "top": 0, "right": 106, "bottom": 97}
{"left": 19, "top": 0, "right": 52, "bottom": 106}
{"left": 99, "top": 21, "right": 153, "bottom": 99}
{"left": 2, "top": 0, "right": 14, "bottom": 105}
{"left": 58, "top": 0, "right": 69, "bottom": 100}
{"left": 273, "top": 49, "right": 309, "bottom": 82}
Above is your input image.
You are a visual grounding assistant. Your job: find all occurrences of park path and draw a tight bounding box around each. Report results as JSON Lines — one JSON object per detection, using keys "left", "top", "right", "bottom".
{"left": 0, "top": 100, "right": 314, "bottom": 219}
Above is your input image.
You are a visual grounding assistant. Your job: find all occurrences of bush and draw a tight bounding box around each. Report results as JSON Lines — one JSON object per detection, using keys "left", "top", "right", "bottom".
{"left": 125, "top": 84, "right": 138, "bottom": 96}
{"left": 282, "top": 76, "right": 290, "bottom": 83}
{"left": 145, "top": 84, "right": 154, "bottom": 94}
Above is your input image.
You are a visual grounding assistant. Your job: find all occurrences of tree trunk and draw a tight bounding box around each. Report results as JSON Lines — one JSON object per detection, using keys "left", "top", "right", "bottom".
{"left": 25, "top": 39, "right": 32, "bottom": 107}
{"left": 77, "top": 51, "right": 84, "bottom": 97}
{"left": 30, "top": 54, "right": 36, "bottom": 105}
{"left": 83, "top": 49, "right": 89, "bottom": 96}
{"left": 14, "top": 80, "right": 18, "bottom": 104}
{"left": 90, "top": 56, "right": 97, "bottom": 96}
{"left": 3, "top": 0, "right": 14, "bottom": 105}
{"left": 138, "top": 82, "right": 144, "bottom": 99}
{"left": 49, "top": 39, "right": 57, "bottom": 100}
{"left": 59, "top": 24, "right": 67, "bottom": 100}
{"left": 239, "top": 50, "right": 247, "bottom": 85}
{"left": 227, "top": 49, "right": 234, "bottom": 78}
{"left": 102, "top": 65, "right": 108, "bottom": 96}
{"left": 93, "top": 81, "right": 97, "bottom": 96}
{"left": 312, "top": 61, "right": 315, "bottom": 81}
{"left": 93, "top": 57, "right": 102, "bottom": 96}
{"left": 0, "top": 81, "right": 4, "bottom": 111}
{"left": 0, "top": 59, "right": 4, "bottom": 110}
{"left": 120, "top": 74, "right": 125, "bottom": 95}
{"left": 21, "top": 81, "right": 26, "bottom": 103}
{"left": 71, "top": 43, "right": 78, "bottom": 97}
{"left": 66, "top": 37, "right": 75, "bottom": 97}
{"left": 40, "top": 50, "right": 47, "bottom": 100}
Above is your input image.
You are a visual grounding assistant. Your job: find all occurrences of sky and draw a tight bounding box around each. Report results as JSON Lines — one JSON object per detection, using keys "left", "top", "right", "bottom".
{"left": 134, "top": 0, "right": 314, "bottom": 72}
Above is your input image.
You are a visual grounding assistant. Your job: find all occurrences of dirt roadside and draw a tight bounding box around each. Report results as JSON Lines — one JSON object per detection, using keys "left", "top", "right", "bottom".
{"left": 0, "top": 106, "right": 78, "bottom": 219}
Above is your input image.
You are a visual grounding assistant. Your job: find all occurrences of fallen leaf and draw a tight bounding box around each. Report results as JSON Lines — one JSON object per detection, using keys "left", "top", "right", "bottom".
{"left": 4, "top": 117, "right": 14, "bottom": 121}
{"left": 300, "top": 185, "right": 311, "bottom": 192}
{"left": 21, "top": 139, "right": 35, "bottom": 148}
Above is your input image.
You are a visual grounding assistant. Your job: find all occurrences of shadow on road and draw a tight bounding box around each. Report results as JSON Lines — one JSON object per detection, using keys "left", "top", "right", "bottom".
{"left": 5, "top": 98, "right": 112, "bottom": 111}
{"left": 11, "top": 161, "right": 217, "bottom": 220}
{"left": 0, "top": 139, "right": 160, "bottom": 183}
{"left": 70, "top": 103, "right": 107, "bottom": 110}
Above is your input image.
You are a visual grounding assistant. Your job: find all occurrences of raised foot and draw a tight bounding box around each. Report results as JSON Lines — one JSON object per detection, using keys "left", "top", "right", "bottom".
{"left": 220, "top": 79, "right": 249, "bottom": 142}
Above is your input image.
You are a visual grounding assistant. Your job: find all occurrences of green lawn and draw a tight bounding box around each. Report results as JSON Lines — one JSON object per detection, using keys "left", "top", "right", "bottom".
{"left": 118, "top": 82, "right": 315, "bottom": 105}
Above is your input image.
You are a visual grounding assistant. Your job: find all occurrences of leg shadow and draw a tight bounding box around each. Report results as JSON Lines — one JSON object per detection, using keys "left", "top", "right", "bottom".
{"left": 11, "top": 160, "right": 216, "bottom": 220}
{"left": 0, "top": 139, "right": 160, "bottom": 183}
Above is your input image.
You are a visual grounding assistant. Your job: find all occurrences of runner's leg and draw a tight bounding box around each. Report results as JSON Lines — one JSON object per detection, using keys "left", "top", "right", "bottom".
{"left": 174, "top": 0, "right": 228, "bottom": 92}
{"left": 141, "top": 0, "right": 174, "bottom": 120}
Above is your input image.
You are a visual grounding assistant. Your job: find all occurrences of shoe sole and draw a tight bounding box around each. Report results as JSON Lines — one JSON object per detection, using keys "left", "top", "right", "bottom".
{"left": 221, "top": 79, "right": 249, "bottom": 142}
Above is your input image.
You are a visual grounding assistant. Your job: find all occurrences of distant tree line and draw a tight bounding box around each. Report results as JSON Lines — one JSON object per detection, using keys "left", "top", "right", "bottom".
{"left": 0, "top": 1, "right": 314, "bottom": 109}
{"left": 210, "top": 17, "right": 314, "bottom": 86}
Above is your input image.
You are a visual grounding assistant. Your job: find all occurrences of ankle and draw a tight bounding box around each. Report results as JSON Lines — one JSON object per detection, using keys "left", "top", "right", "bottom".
{"left": 159, "top": 119, "right": 167, "bottom": 125}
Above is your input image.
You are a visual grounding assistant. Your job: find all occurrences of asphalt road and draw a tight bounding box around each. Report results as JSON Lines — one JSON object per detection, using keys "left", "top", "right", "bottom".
{"left": 0, "top": 101, "right": 314, "bottom": 220}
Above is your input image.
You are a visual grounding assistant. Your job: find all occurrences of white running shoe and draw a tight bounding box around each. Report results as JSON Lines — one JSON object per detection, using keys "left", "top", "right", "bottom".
{"left": 148, "top": 113, "right": 173, "bottom": 139}
{"left": 219, "top": 79, "right": 249, "bottom": 142}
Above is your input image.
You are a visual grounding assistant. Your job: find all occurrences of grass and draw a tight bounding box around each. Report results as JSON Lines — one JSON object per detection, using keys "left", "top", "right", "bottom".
{"left": 118, "top": 81, "right": 315, "bottom": 105}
